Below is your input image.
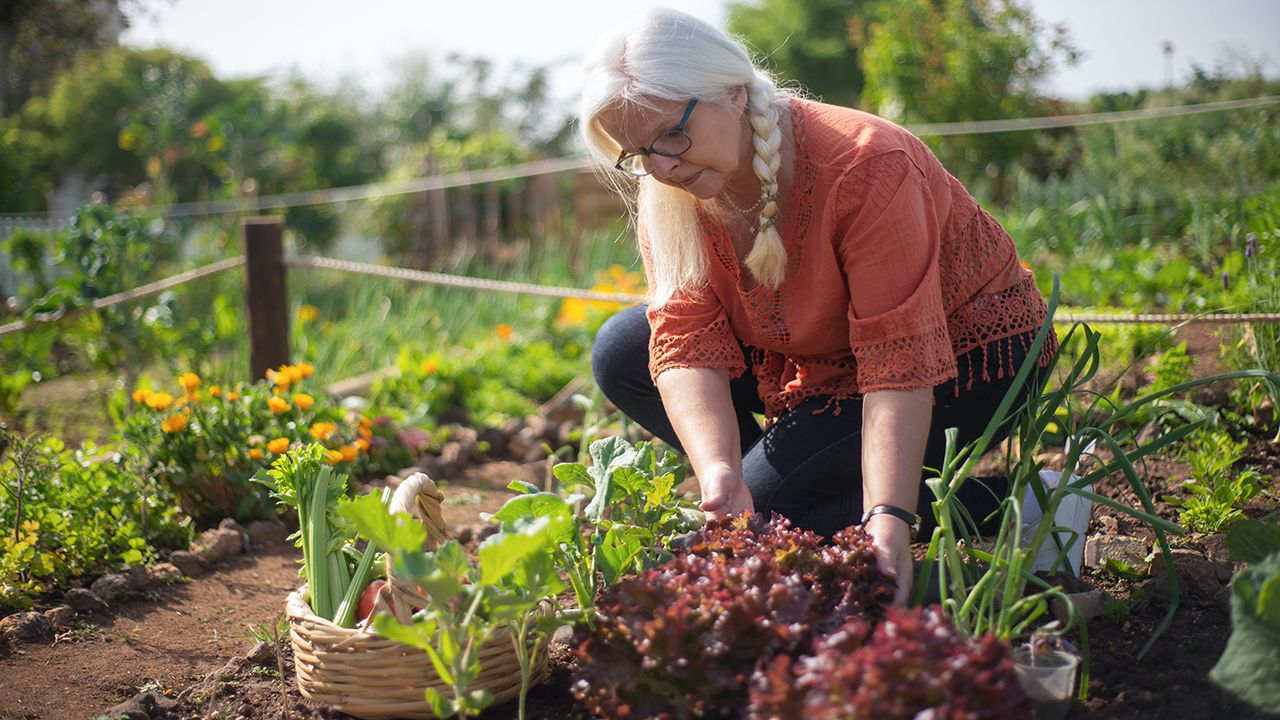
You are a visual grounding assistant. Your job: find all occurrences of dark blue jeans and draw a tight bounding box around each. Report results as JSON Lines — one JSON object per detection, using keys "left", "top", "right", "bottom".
{"left": 592, "top": 305, "right": 1027, "bottom": 538}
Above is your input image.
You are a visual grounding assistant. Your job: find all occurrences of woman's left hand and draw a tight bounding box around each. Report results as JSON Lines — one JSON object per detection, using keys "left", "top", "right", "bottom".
{"left": 863, "top": 514, "right": 914, "bottom": 606}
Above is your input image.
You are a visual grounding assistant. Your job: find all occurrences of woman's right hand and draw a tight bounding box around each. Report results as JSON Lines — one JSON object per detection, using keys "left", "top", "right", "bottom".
{"left": 698, "top": 462, "right": 754, "bottom": 519}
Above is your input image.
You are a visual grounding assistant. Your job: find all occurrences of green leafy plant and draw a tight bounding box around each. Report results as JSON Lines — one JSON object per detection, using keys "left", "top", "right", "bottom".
{"left": 1165, "top": 428, "right": 1264, "bottom": 534}
{"left": 1210, "top": 549, "right": 1280, "bottom": 713}
{"left": 919, "top": 276, "right": 1280, "bottom": 669}
{"left": 339, "top": 492, "right": 563, "bottom": 719}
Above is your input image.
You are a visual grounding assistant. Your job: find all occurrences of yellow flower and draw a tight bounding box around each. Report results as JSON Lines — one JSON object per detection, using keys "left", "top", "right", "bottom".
{"left": 354, "top": 438, "right": 370, "bottom": 452}
{"left": 309, "top": 422, "right": 337, "bottom": 441}
{"left": 556, "top": 297, "right": 588, "bottom": 327}
{"left": 146, "top": 392, "right": 175, "bottom": 411}
{"left": 161, "top": 414, "right": 187, "bottom": 433}
{"left": 178, "top": 372, "right": 201, "bottom": 392}
{"left": 324, "top": 449, "right": 344, "bottom": 465}
{"left": 208, "top": 385, "right": 222, "bottom": 398}
{"left": 297, "top": 305, "right": 319, "bottom": 323}
{"left": 420, "top": 359, "right": 439, "bottom": 375}
{"left": 267, "top": 396, "right": 291, "bottom": 414}
{"left": 132, "top": 388, "right": 153, "bottom": 404}
{"left": 267, "top": 438, "right": 290, "bottom": 454}
{"left": 226, "top": 391, "right": 240, "bottom": 402}
{"left": 297, "top": 362, "right": 315, "bottom": 379}
{"left": 292, "top": 393, "right": 315, "bottom": 411}
{"left": 496, "top": 323, "right": 514, "bottom": 341}
{"left": 339, "top": 445, "right": 359, "bottom": 462}
{"left": 248, "top": 448, "right": 263, "bottom": 460}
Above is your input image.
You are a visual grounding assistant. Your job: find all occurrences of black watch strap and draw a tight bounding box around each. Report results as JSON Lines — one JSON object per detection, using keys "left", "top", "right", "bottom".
{"left": 861, "top": 504, "right": 922, "bottom": 534}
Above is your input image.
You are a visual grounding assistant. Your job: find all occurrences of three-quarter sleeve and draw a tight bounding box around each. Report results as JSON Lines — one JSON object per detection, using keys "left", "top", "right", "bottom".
{"left": 836, "top": 151, "right": 957, "bottom": 393}
{"left": 637, "top": 227, "right": 747, "bottom": 382}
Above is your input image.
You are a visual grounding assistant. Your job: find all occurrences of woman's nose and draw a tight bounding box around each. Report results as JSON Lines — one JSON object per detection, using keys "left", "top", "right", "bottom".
{"left": 647, "top": 154, "right": 681, "bottom": 179}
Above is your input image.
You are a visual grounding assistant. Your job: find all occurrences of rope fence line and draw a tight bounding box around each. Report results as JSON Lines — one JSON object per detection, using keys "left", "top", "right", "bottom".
{"left": 0, "top": 257, "right": 245, "bottom": 339}
{"left": 5, "top": 95, "right": 1276, "bottom": 222}
{"left": 3, "top": 254, "right": 1279, "bottom": 343}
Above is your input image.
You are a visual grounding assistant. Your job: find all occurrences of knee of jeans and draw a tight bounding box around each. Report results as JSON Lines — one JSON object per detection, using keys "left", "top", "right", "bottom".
{"left": 591, "top": 306, "right": 650, "bottom": 396}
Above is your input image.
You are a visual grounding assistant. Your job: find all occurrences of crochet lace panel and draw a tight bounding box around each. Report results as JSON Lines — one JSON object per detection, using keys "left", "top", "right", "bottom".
{"left": 648, "top": 308, "right": 747, "bottom": 381}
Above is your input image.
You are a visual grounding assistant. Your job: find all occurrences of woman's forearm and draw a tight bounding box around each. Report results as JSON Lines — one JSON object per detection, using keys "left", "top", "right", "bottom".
{"left": 655, "top": 366, "right": 742, "bottom": 478}
{"left": 861, "top": 387, "right": 933, "bottom": 514}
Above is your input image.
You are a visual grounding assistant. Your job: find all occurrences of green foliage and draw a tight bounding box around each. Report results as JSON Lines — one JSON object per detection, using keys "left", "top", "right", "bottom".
{"left": 1149, "top": 342, "right": 1197, "bottom": 396}
{"left": 0, "top": 431, "right": 191, "bottom": 609}
{"left": 727, "top": 0, "right": 869, "bottom": 107}
{"left": 1166, "top": 429, "right": 1264, "bottom": 534}
{"left": 1227, "top": 514, "right": 1280, "bottom": 565}
{"left": 1211, "top": 550, "right": 1280, "bottom": 713}
{"left": 859, "top": 0, "right": 1077, "bottom": 202}
{"left": 340, "top": 491, "right": 564, "bottom": 719}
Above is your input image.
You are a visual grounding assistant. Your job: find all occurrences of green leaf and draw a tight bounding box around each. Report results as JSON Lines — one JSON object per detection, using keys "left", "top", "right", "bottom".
{"left": 596, "top": 524, "right": 652, "bottom": 586}
{"left": 611, "top": 467, "right": 647, "bottom": 495}
{"left": 491, "top": 492, "right": 571, "bottom": 526}
{"left": 552, "top": 462, "right": 593, "bottom": 489}
{"left": 1211, "top": 552, "right": 1280, "bottom": 712}
{"left": 465, "top": 688, "right": 494, "bottom": 710}
{"left": 1227, "top": 519, "right": 1280, "bottom": 564}
{"left": 424, "top": 687, "right": 457, "bottom": 718}
{"left": 478, "top": 517, "right": 552, "bottom": 586}
{"left": 337, "top": 490, "right": 427, "bottom": 554}
{"left": 507, "top": 479, "right": 540, "bottom": 495}
{"left": 371, "top": 614, "right": 438, "bottom": 655}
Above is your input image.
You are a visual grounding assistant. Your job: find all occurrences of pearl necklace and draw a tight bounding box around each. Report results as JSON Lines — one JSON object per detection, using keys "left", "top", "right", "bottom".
{"left": 716, "top": 188, "right": 767, "bottom": 216}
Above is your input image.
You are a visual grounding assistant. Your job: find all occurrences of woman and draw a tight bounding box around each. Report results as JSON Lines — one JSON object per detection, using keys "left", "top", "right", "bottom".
{"left": 579, "top": 8, "right": 1058, "bottom": 605}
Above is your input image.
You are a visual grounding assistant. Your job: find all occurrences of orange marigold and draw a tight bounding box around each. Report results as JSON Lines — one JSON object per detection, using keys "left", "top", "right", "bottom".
{"left": 132, "top": 388, "right": 153, "bottom": 404}
{"left": 324, "top": 449, "right": 344, "bottom": 465}
{"left": 297, "top": 362, "right": 316, "bottom": 378}
{"left": 496, "top": 323, "right": 514, "bottom": 341}
{"left": 161, "top": 414, "right": 187, "bottom": 433}
{"left": 339, "top": 445, "right": 358, "bottom": 462}
{"left": 309, "top": 422, "right": 338, "bottom": 441}
{"left": 292, "top": 393, "right": 315, "bottom": 411}
{"left": 267, "top": 438, "right": 290, "bottom": 454}
{"left": 178, "top": 372, "right": 201, "bottom": 392}
{"left": 248, "top": 448, "right": 263, "bottom": 460}
{"left": 146, "top": 392, "right": 175, "bottom": 411}
{"left": 354, "top": 438, "right": 370, "bottom": 452}
{"left": 267, "top": 396, "right": 291, "bottom": 414}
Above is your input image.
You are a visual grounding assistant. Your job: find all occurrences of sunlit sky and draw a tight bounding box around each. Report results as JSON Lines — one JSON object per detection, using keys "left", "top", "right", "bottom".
{"left": 121, "top": 0, "right": 1280, "bottom": 104}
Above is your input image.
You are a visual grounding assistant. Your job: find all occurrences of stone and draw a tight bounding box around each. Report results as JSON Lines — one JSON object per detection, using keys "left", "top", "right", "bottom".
{"left": 43, "top": 605, "right": 74, "bottom": 630}
{"left": 477, "top": 426, "right": 509, "bottom": 458}
{"left": 245, "top": 519, "right": 289, "bottom": 547}
{"left": 1132, "top": 574, "right": 1186, "bottom": 610}
{"left": 167, "top": 550, "right": 208, "bottom": 577}
{"left": 219, "top": 518, "right": 252, "bottom": 552}
{"left": 1050, "top": 590, "right": 1107, "bottom": 625}
{"left": 90, "top": 572, "right": 137, "bottom": 600}
{"left": 0, "top": 611, "right": 52, "bottom": 642}
{"left": 99, "top": 692, "right": 174, "bottom": 720}
{"left": 147, "top": 562, "right": 184, "bottom": 582}
{"left": 1150, "top": 548, "right": 1222, "bottom": 602}
{"left": 1199, "top": 533, "right": 1241, "bottom": 581}
{"left": 1084, "top": 535, "right": 1149, "bottom": 570}
{"left": 550, "top": 624, "right": 575, "bottom": 647}
{"left": 122, "top": 564, "right": 151, "bottom": 588}
{"left": 193, "top": 527, "right": 243, "bottom": 563}
{"left": 63, "top": 588, "right": 108, "bottom": 613}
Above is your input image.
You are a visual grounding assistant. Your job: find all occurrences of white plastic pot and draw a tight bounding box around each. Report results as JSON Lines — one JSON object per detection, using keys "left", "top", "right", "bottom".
{"left": 1013, "top": 646, "right": 1079, "bottom": 720}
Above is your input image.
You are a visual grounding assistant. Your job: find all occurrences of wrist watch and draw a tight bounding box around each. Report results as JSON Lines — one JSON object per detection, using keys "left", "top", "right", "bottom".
{"left": 861, "top": 504, "right": 922, "bottom": 537}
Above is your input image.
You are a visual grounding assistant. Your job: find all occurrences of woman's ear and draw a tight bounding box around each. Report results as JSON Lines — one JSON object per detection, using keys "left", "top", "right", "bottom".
{"left": 731, "top": 84, "right": 749, "bottom": 112}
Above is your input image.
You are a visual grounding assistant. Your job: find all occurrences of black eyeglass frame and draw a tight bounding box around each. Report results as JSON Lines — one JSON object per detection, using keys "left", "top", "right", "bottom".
{"left": 613, "top": 98, "right": 698, "bottom": 176}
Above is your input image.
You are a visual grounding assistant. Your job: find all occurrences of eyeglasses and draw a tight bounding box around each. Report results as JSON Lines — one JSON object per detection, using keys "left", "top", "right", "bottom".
{"left": 614, "top": 99, "right": 698, "bottom": 176}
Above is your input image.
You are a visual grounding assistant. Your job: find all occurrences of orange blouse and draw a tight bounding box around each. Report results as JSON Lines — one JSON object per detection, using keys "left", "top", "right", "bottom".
{"left": 642, "top": 99, "right": 1057, "bottom": 423}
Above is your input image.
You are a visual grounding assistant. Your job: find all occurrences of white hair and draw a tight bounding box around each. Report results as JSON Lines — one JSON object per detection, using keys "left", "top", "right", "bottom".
{"left": 578, "top": 8, "right": 792, "bottom": 306}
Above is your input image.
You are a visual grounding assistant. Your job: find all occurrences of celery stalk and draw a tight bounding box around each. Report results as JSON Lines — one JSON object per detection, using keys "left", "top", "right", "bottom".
{"left": 333, "top": 487, "right": 392, "bottom": 628}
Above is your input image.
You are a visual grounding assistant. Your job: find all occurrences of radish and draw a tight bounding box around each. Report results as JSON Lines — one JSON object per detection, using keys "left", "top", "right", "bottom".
{"left": 356, "top": 579, "right": 387, "bottom": 621}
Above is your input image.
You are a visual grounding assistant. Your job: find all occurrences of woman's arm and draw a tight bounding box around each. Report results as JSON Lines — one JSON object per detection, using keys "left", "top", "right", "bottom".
{"left": 656, "top": 366, "right": 754, "bottom": 517}
{"left": 861, "top": 386, "right": 933, "bottom": 606}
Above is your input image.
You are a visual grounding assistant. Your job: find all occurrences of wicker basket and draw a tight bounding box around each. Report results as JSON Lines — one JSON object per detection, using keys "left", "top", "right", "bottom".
{"left": 287, "top": 472, "right": 553, "bottom": 719}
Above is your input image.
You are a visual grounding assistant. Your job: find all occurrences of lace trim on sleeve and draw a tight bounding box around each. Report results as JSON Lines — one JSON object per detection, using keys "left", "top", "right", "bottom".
{"left": 648, "top": 313, "right": 748, "bottom": 382}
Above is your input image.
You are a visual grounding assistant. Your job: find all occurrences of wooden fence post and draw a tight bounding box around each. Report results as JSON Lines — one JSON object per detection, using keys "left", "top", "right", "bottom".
{"left": 242, "top": 217, "right": 288, "bottom": 382}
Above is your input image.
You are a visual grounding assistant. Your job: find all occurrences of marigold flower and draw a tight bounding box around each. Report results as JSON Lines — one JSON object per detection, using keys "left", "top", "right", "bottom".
{"left": 420, "top": 359, "right": 439, "bottom": 375}
{"left": 292, "top": 393, "right": 315, "bottom": 411}
{"left": 178, "top": 372, "right": 201, "bottom": 392}
{"left": 298, "top": 362, "right": 315, "bottom": 379}
{"left": 248, "top": 448, "right": 263, "bottom": 460}
{"left": 310, "top": 422, "right": 338, "bottom": 441}
{"left": 161, "top": 414, "right": 187, "bottom": 433}
{"left": 496, "top": 323, "right": 514, "bottom": 341}
{"left": 354, "top": 438, "right": 370, "bottom": 452}
{"left": 267, "top": 438, "right": 290, "bottom": 454}
{"left": 324, "top": 449, "right": 344, "bottom": 464}
{"left": 146, "top": 392, "right": 175, "bottom": 411}
{"left": 339, "top": 445, "right": 358, "bottom": 462}
{"left": 297, "top": 305, "right": 319, "bottom": 323}
{"left": 267, "top": 396, "right": 291, "bottom": 414}
{"left": 208, "top": 385, "right": 222, "bottom": 398}
{"left": 226, "top": 391, "right": 240, "bottom": 402}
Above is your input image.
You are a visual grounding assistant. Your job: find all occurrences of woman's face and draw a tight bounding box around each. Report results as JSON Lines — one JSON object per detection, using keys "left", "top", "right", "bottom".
{"left": 597, "top": 90, "right": 750, "bottom": 200}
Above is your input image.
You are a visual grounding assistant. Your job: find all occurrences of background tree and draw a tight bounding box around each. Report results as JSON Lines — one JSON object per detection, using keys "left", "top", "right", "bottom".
{"left": 727, "top": 0, "right": 871, "bottom": 107}
{"left": 857, "top": 0, "right": 1078, "bottom": 203}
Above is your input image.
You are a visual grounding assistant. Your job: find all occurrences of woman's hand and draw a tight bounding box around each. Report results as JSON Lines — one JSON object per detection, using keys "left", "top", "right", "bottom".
{"left": 864, "top": 513, "right": 914, "bottom": 606}
{"left": 698, "top": 462, "right": 754, "bottom": 519}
